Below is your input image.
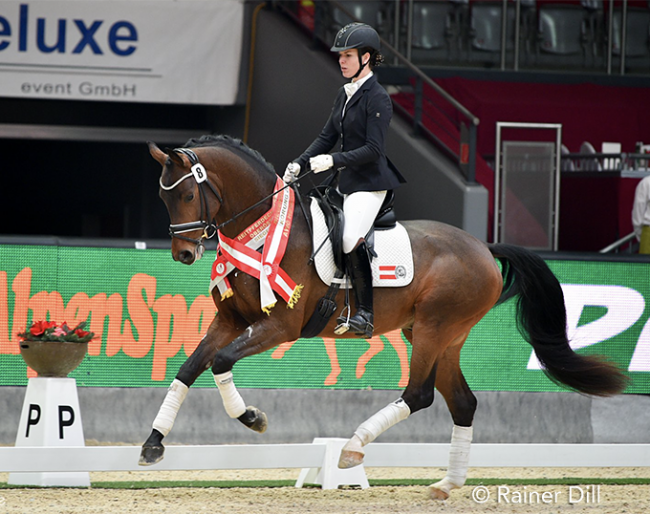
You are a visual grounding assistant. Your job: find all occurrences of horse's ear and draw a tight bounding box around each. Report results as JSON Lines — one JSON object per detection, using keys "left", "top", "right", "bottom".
{"left": 163, "top": 147, "right": 187, "bottom": 167}
{"left": 148, "top": 141, "right": 167, "bottom": 166}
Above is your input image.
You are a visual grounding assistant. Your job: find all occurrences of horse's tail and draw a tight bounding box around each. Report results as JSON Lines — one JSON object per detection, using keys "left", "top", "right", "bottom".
{"left": 489, "top": 243, "right": 628, "bottom": 397}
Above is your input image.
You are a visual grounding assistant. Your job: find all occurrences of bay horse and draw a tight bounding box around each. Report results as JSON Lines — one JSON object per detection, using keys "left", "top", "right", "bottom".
{"left": 140, "top": 135, "right": 627, "bottom": 500}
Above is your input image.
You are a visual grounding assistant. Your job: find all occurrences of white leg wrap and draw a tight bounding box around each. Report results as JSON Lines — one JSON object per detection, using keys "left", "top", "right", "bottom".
{"left": 214, "top": 371, "right": 246, "bottom": 419}
{"left": 431, "top": 425, "right": 473, "bottom": 494}
{"left": 348, "top": 398, "right": 411, "bottom": 452}
{"left": 152, "top": 379, "right": 189, "bottom": 437}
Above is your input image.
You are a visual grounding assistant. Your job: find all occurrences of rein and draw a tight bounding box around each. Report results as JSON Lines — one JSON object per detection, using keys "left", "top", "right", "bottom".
{"left": 160, "top": 147, "right": 314, "bottom": 252}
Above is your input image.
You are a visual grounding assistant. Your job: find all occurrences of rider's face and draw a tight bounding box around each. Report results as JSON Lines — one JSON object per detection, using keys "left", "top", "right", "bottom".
{"left": 339, "top": 50, "right": 369, "bottom": 81}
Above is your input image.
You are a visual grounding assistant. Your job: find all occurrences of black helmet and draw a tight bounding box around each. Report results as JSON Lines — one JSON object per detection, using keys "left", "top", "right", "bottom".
{"left": 330, "top": 23, "right": 381, "bottom": 52}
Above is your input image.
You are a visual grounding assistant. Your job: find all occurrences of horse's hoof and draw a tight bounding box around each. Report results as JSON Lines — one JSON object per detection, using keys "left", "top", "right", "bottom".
{"left": 429, "top": 486, "right": 450, "bottom": 501}
{"left": 138, "top": 445, "right": 165, "bottom": 466}
{"left": 338, "top": 449, "right": 364, "bottom": 469}
{"left": 238, "top": 406, "right": 268, "bottom": 433}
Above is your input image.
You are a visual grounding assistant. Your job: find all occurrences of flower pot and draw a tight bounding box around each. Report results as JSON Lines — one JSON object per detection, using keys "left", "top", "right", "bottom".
{"left": 19, "top": 341, "right": 88, "bottom": 378}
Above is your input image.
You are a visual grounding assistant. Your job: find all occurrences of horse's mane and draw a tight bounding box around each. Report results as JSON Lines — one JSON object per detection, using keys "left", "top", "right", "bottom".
{"left": 184, "top": 135, "right": 276, "bottom": 175}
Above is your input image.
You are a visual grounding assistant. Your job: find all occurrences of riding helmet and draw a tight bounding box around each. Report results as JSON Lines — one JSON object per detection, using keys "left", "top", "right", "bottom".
{"left": 330, "top": 23, "right": 381, "bottom": 52}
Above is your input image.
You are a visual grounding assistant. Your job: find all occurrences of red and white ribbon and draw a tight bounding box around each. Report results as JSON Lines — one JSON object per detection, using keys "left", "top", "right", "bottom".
{"left": 210, "top": 178, "right": 302, "bottom": 313}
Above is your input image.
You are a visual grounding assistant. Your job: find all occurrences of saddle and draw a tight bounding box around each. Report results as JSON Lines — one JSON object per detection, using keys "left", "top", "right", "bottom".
{"left": 307, "top": 186, "right": 396, "bottom": 271}
{"left": 300, "top": 186, "right": 403, "bottom": 338}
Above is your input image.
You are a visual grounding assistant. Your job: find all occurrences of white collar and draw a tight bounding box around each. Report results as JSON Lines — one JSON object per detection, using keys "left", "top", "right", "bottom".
{"left": 344, "top": 72, "right": 373, "bottom": 100}
{"left": 351, "top": 71, "right": 373, "bottom": 90}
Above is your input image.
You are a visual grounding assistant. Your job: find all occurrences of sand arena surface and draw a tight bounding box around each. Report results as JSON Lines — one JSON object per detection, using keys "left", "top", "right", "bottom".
{"left": 1, "top": 467, "right": 649, "bottom": 514}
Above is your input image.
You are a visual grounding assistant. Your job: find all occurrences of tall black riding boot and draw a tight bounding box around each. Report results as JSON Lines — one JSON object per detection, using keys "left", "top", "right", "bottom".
{"left": 336, "top": 242, "right": 374, "bottom": 338}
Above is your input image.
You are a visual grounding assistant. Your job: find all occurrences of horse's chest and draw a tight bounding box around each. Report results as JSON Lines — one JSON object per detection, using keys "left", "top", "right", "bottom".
{"left": 228, "top": 272, "right": 263, "bottom": 317}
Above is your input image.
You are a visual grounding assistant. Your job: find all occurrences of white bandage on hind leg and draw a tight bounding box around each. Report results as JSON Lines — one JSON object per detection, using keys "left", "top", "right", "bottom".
{"left": 152, "top": 379, "right": 189, "bottom": 437}
{"left": 344, "top": 398, "right": 411, "bottom": 454}
{"left": 431, "top": 424, "right": 473, "bottom": 494}
{"left": 214, "top": 371, "right": 246, "bottom": 419}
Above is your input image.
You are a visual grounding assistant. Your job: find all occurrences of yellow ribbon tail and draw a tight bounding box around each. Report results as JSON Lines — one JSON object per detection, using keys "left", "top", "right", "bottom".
{"left": 262, "top": 301, "right": 277, "bottom": 315}
{"left": 287, "top": 284, "right": 304, "bottom": 309}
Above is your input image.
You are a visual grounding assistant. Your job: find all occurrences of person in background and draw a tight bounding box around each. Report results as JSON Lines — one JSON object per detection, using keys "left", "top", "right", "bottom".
{"left": 283, "top": 22, "right": 406, "bottom": 338}
{"left": 632, "top": 174, "right": 650, "bottom": 254}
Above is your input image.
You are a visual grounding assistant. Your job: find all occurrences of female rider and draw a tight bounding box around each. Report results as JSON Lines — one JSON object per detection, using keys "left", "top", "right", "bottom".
{"left": 283, "top": 22, "right": 406, "bottom": 338}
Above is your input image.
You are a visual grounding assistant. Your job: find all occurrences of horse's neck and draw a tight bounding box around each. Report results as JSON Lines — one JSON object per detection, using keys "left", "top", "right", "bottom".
{"left": 214, "top": 155, "right": 275, "bottom": 238}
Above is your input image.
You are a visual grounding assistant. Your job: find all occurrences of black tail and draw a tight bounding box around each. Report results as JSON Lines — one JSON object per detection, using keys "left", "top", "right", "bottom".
{"left": 489, "top": 243, "right": 628, "bottom": 397}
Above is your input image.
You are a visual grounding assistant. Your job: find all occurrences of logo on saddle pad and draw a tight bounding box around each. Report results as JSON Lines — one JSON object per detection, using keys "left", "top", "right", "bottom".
{"left": 310, "top": 199, "right": 414, "bottom": 288}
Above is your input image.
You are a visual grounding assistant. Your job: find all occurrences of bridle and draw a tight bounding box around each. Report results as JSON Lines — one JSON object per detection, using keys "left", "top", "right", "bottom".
{"left": 159, "top": 148, "right": 224, "bottom": 257}
{"left": 159, "top": 147, "right": 313, "bottom": 258}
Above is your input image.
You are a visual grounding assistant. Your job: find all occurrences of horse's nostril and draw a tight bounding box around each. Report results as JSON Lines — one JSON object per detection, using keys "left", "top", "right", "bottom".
{"left": 179, "top": 250, "right": 194, "bottom": 264}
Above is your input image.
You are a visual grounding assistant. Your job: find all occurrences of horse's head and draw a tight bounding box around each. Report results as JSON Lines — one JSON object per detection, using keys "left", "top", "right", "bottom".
{"left": 150, "top": 141, "right": 223, "bottom": 265}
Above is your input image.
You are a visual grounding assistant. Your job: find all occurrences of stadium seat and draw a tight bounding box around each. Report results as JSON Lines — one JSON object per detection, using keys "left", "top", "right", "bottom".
{"left": 408, "top": 1, "right": 462, "bottom": 64}
{"left": 538, "top": 4, "right": 587, "bottom": 55}
{"left": 580, "top": 141, "right": 603, "bottom": 171}
{"left": 611, "top": 7, "right": 650, "bottom": 58}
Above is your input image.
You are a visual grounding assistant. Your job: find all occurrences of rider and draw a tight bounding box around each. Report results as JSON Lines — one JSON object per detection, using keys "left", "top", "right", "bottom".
{"left": 283, "top": 22, "right": 406, "bottom": 338}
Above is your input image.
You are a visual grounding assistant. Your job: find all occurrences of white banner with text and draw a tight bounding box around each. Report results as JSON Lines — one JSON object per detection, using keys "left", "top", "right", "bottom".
{"left": 0, "top": 0, "right": 244, "bottom": 104}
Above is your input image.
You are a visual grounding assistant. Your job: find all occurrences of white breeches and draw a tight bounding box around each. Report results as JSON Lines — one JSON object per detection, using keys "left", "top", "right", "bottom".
{"left": 342, "top": 190, "right": 387, "bottom": 253}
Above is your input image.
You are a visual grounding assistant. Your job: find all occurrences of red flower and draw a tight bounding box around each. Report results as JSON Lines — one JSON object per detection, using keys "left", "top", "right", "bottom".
{"left": 18, "top": 320, "right": 94, "bottom": 343}
{"left": 74, "top": 328, "right": 91, "bottom": 339}
{"left": 29, "top": 320, "right": 56, "bottom": 337}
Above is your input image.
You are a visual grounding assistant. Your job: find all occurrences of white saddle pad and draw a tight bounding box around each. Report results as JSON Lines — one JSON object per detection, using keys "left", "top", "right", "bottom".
{"left": 310, "top": 197, "right": 414, "bottom": 288}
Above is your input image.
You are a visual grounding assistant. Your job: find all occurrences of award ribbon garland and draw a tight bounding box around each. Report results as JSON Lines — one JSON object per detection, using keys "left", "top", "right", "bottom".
{"left": 210, "top": 178, "right": 303, "bottom": 313}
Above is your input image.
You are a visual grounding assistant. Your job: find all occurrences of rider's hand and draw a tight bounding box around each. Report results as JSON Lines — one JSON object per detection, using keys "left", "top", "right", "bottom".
{"left": 283, "top": 162, "right": 301, "bottom": 184}
{"left": 310, "top": 154, "right": 334, "bottom": 174}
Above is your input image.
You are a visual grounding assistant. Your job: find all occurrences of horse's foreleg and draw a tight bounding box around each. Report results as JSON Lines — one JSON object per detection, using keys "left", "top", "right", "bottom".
{"left": 210, "top": 322, "right": 293, "bottom": 434}
{"left": 429, "top": 339, "right": 476, "bottom": 500}
{"left": 139, "top": 378, "right": 189, "bottom": 466}
{"left": 139, "top": 333, "right": 219, "bottom": 466}
{"left": 213, "top": 370, "right": 267, "bottom": 433}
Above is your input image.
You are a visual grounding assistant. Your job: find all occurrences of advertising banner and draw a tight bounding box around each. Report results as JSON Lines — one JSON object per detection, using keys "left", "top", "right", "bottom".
{"left": 0, "top": 243, "right": 648, "bottom": 393}
{"left": 0, "top": 1, "right": 243, "bottom": 104}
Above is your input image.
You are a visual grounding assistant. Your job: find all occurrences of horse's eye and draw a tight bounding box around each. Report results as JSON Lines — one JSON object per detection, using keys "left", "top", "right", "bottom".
{"left": 185, "top": 193, "right": 195, "bottom": 202}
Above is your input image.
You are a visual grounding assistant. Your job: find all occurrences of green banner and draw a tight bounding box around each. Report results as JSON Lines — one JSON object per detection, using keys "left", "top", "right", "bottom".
{"left": 0, "top": 244, "right": 647, "bottom": 392}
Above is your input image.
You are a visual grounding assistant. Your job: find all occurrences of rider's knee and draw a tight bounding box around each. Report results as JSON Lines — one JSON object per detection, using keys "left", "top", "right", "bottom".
{"left": 343, "top": 235, "right": 364, "bottom": 254}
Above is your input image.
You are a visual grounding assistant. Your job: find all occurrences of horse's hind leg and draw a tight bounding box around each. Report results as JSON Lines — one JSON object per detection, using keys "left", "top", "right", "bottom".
{"left": 339, "top": 326, "right": 443, "bottom": 469}
{"left": 429, "top": 338, "right": 477, "bottom": 500}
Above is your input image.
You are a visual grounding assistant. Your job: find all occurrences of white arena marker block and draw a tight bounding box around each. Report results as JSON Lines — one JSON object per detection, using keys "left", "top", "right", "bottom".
{"left": 8, "top": 377, "right": 90, "bottom": 487}
{"left": 295, "top": 438, "right": 369, "bottom": 490}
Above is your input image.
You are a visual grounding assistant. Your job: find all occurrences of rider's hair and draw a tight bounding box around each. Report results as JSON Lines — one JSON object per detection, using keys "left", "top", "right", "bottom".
{"left": 359, "top": 47, "right": 385, "bottom": 68}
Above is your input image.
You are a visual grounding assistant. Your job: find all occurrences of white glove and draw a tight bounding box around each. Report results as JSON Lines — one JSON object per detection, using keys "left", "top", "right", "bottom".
{"left": 310, "top": 154, "right": 334, "bottom": 173}
{"left": 283, "top": 162, "right": 301, "bottom": 184}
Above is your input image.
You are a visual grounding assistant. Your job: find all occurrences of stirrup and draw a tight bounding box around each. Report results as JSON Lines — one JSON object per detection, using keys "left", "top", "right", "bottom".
{"left": 334, "top": 307, "right": 351, "bottom": 335}
{"left": 335, "top": 314, "right": 373, "bottom": 337}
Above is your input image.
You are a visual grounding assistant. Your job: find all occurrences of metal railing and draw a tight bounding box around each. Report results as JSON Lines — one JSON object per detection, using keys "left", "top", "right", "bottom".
{"left": 600, "top": 232, "right": 638, "bottom": 253}
{"left": 561, "top": 152, "right": 650, "bottom": 173}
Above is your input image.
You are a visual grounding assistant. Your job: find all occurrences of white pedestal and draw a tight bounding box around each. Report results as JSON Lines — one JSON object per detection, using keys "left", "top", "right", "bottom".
{"left": 295, "top": 438, "right": 369, "bottom": 490}
{"left": 8, "top": 377, "right": 90, "bottom": 487}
